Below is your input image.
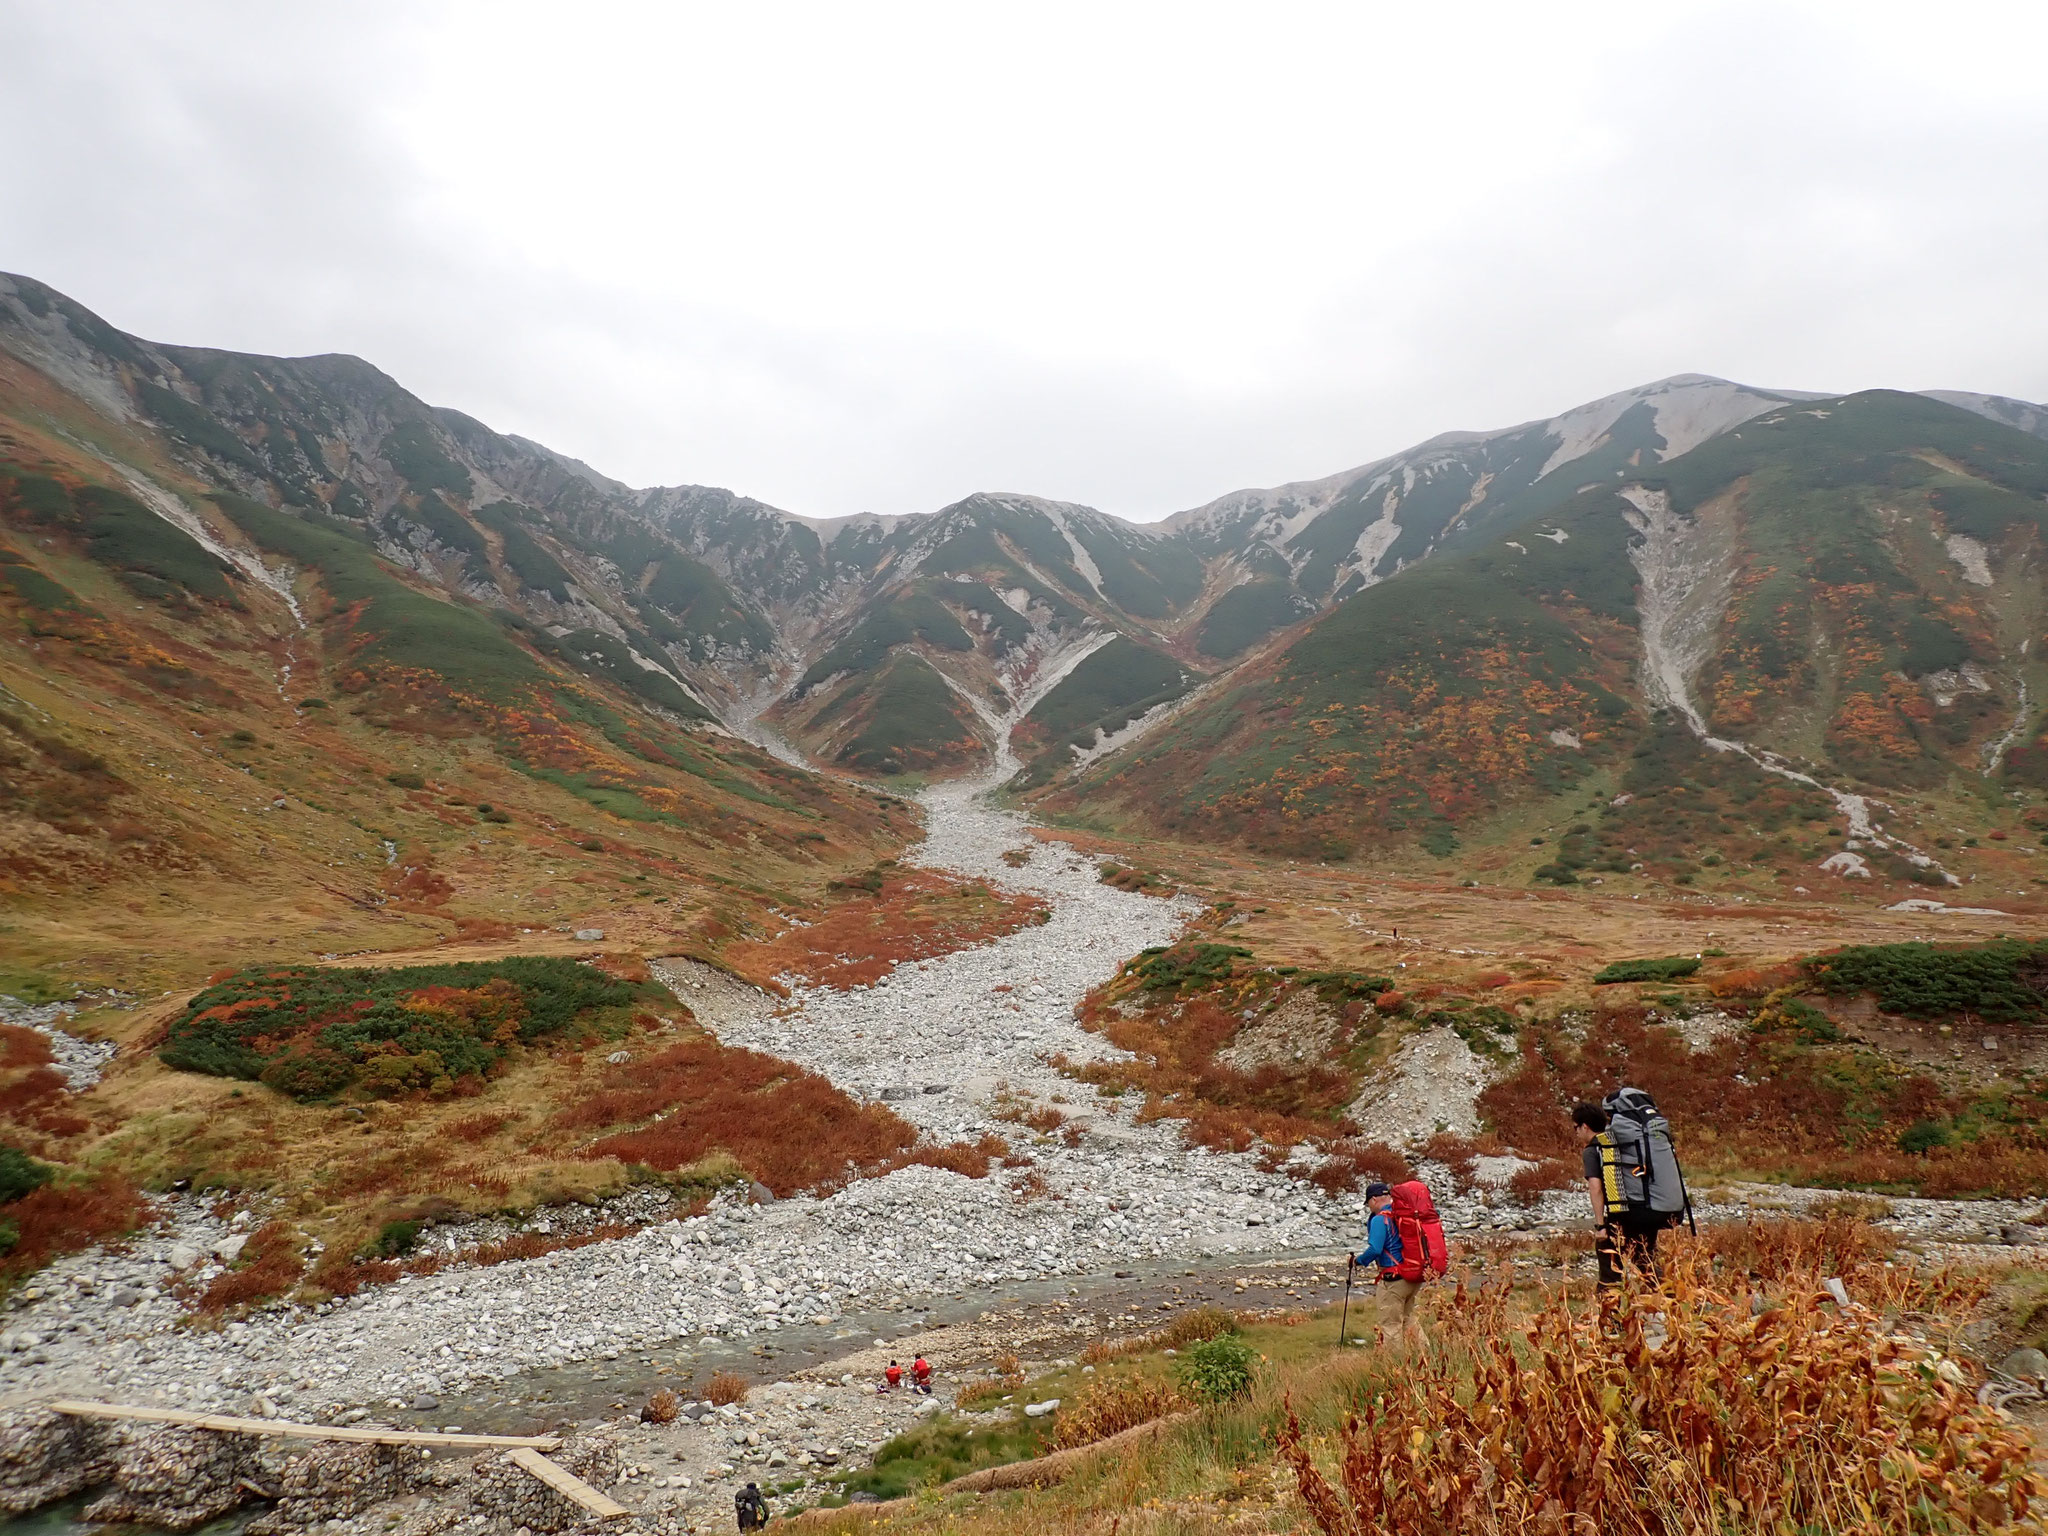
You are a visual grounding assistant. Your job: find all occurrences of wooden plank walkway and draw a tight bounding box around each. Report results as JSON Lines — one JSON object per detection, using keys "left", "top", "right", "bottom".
{"left": 49, "top": 1399, "right": 561, "bottom": 1451}
{"left": 507, "top": 1447, "right": 630, "bottom": 1518}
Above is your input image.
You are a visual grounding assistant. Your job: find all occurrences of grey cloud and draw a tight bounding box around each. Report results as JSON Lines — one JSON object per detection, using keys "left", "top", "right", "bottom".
{"left": 3, "top": 3, "right": 2044, "bottom": 522}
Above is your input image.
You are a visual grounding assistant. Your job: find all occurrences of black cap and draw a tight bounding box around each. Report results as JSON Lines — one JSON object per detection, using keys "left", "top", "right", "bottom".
{"left": 1364, "top": 1181, "right": 1392, "bottom": 1199}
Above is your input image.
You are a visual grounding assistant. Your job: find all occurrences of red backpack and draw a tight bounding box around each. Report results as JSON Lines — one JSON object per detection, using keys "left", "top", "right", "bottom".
{"left": 1389, "top": 1179, "right": 1449, "bottom": 1282}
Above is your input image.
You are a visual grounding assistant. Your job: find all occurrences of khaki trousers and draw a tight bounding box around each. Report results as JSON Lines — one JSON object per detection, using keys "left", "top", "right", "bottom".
{"left": 1376, "top": 1276, "right": 1422, "bottom": 1328}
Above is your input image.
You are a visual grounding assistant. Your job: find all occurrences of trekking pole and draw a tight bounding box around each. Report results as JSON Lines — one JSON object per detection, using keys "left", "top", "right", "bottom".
{"left": 1671, "top": 1145, "right": 1699, "bottom": 1237}
{"left": 1337, "top": 1257, "right": 1356, "bottom": 1346}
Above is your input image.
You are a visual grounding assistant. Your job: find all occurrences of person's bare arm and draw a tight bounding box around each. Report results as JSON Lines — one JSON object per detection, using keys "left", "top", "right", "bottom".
{"left": 1585, "top": 1177, "right": 1606, "bottom": 1223}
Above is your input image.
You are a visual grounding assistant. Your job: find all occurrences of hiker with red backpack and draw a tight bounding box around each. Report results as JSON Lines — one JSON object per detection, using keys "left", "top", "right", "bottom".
{"left": 1351, "top": 1177, "right": 1450, "bottom": 1350}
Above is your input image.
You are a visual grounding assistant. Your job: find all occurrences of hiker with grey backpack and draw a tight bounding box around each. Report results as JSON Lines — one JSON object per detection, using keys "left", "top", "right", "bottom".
{"left": 1571, "top": 1086, "right": 1693, "bottom": 1287}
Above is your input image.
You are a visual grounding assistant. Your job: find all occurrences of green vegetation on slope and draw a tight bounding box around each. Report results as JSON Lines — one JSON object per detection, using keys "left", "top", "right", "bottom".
{"left": 1805, "top": 938, "right": 2048, "bottom": 1022}
{"left": 1011, "top": 637, "right": 1195, "bottom": 788}
{"left": 1194, "top": 576, "right": 1310, "bottom": 658}
{"left": 2, "top": 468, "right": 236, "bottom": 604}
{"left": 800, "top": 593, "right": 974, "bottom": 691}
{"left": 1077, "top": 520, "right": 1630, "bottom": 856}
{"left": 162, "top": 958, "right": 652, "bottom": 1099}
{"left": 532, "top": 627, "right": 711, "bottom": 721}
{"left": 473, "top": 501, "right": 574, "bottom": 601}
{"left": 640, "top": 552, "right": 774, "bottom": 655}
{"left": 1026, "top": 638, "right": 1191, "bottom": 745}
{"left": 380, "top": 421, "right": 474, "bottom": 500}
{"left": 213, "top": 493, "right": 546, "bottom": 700}
{"left": 827, "top": 653, "right": 984, "bottom": 776}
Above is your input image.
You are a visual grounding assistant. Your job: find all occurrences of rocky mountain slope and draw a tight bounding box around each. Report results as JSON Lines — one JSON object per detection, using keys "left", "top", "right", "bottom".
{"left": 0, "top": 275, "right": 918, "bottom": 980}
{"left": 1046, "top": 391, "right": 2048, "bottom": 905}
{"left": 5, "top": 271, "right": 2047, "bottom": 900}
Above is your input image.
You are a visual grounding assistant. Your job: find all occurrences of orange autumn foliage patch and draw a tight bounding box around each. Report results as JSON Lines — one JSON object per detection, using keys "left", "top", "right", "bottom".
{"left": 556, "top": 1035, "right": 1001, "bottom": 1195}
{"left": 718, "top": 867, "right": 1049, "bottom": 991}
{"left": 0, "top": 1175, "right": 149, "bottom": 1283}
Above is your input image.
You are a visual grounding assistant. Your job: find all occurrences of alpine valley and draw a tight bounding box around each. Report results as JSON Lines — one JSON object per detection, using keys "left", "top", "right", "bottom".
{"left": 6, "top": 270, "right": 2044, "bottom": 911}
{"left": 5, "top": 274, "right": 2048, "bottom": 1534}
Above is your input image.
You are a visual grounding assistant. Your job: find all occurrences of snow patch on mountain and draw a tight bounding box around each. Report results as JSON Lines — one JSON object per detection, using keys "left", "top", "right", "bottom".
{"left": 1945, "top": 534, "right": 1993, "bottom": 586}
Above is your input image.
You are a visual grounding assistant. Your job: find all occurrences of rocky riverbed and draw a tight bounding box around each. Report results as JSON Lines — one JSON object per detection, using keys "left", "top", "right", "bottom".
{"left": 3, "top": 778, "right": 2044, "bottom": 1533}
{"left": 0, "top": 781, "right": 1426, "bottom": 1418}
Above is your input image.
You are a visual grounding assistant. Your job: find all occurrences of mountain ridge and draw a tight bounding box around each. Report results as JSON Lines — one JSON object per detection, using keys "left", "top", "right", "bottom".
{"left": 4, "top": 270, "right": 2045, "bottom": 810}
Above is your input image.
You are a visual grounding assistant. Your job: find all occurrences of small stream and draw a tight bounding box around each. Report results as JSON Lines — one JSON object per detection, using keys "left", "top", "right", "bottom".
{"left": 394, "top": 1248, "right": 1340, "bottom": 1438}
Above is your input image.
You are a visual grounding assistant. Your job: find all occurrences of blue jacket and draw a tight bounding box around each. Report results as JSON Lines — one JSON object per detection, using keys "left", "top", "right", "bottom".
{"left": 1356, "top": 1210, "right": 1403, "bottom": 1272}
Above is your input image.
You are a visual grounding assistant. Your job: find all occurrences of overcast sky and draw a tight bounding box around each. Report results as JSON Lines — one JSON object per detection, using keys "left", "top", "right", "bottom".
{"left": 4, "top": 3, "right": 2046, "bottom": 520}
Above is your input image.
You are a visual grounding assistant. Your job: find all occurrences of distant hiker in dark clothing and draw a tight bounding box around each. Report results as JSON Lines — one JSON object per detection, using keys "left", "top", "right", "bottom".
{"left": 735, "top": 1481, "right": 769, "bottom": 1530}
{"left": 1574, "top": 1103, "right": 1666, "bottom": 1286}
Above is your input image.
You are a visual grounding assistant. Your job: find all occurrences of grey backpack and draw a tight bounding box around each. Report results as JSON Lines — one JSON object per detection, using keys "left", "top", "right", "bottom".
{"left": 1602, "top": 1086, "right": 1688, "bottom": 1215}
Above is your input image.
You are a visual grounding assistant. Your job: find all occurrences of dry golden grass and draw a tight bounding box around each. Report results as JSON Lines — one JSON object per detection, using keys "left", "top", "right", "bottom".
{"left": 805, "top": 1221, "right": 2041, "bottom": 1536}
{"left": 1279, "top": 1249, "right": 2043, "bottom": 1535}
{"left": 704, "top": 1370, "right": 750, "bottom": 1406}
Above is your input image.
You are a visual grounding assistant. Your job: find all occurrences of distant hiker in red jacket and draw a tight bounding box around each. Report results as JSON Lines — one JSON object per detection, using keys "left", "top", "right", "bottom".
{"left": 883, "top": 1359, "right": 903, "bottom": 1391}
{"left": 911, "top": 1355, "right": 932, "bottom": 1393}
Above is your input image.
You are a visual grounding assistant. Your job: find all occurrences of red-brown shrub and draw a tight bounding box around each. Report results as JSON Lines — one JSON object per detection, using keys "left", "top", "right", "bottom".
{"left": 911, "top": 1134, "right": 1009, "bottom": 1178}
{"left": 445, "top": 1112, "right": 509, "bottom": 1143}
{"left": 193, "top": 1221, "right": 303, "bottom": 1312}
{"left": 1309, "top": 1139, "right": 1412, "bottom": 1195}
{"left": 0, "top": 1174, "right": 148, "bottom": 1282}
{"left": 1707, "top": 963, "right": 1801, "bottom": 999}
{"left": 561, "top": 1037, "right": 994, "bottom": 1195}
{"left": 1419, "top": 1131, "right": 1506, "bottom": 1193}
{"left": 1506, "top": 1158, "right": 1576, "bottom": 1206}
{"left": 718, "top": 871, "right": 1049, "bottom": 991}
{"left": 0, "top": 1024, "right": 54, "bottom": 1069}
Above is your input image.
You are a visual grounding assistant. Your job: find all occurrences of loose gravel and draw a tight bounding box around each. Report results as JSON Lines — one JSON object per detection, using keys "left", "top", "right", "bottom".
{"left": 2, "top": 780, "right": 2042, "bottom": 1532}
{"left": 0, "top": 994, "right": 119, "bottom": 1090}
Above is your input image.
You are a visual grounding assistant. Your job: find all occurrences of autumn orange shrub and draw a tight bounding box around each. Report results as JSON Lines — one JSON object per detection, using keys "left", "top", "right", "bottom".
{"left": 1309, "top": 1139, "right": 1411, "bottom": 1195}
{"left": 560, "top": 1036, "right": 996, "bottom": 1195}
{"left": 1052, "top": 1374, "right": 1187, "bottom": 1450}
{"left": 718, "top": 869, "right": 1049, "bottom": 990}
{"left": 911, "top": 1134, "right": 1009, "bottom": 1179}
{"left": 1505, "top": 1158, "right": 1576, "bottom": 1205}
{"left": 445, "top": 1112, "right": 509, "bottom": 1143}
{"left": 1418, "top": 1131, "right": 1507, "bottom": 1193}
{"left": 704, "top": 1370, "right": 749, "bottom": 1406}
{"left": 0, "top": 1174, "right": 148, "bottom": 1283}
{"left": 194, "top": 1221, "right": 303, "bottom": 1312}
{"left": 1279, "top": 1254, "right": 2044, "bottom": 1536}
{"left": 641, "top": 1389, "right": 679, "bottom": 1424}
{"left": 1706, "top": 962, "right": 1801, "bottom": 998}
